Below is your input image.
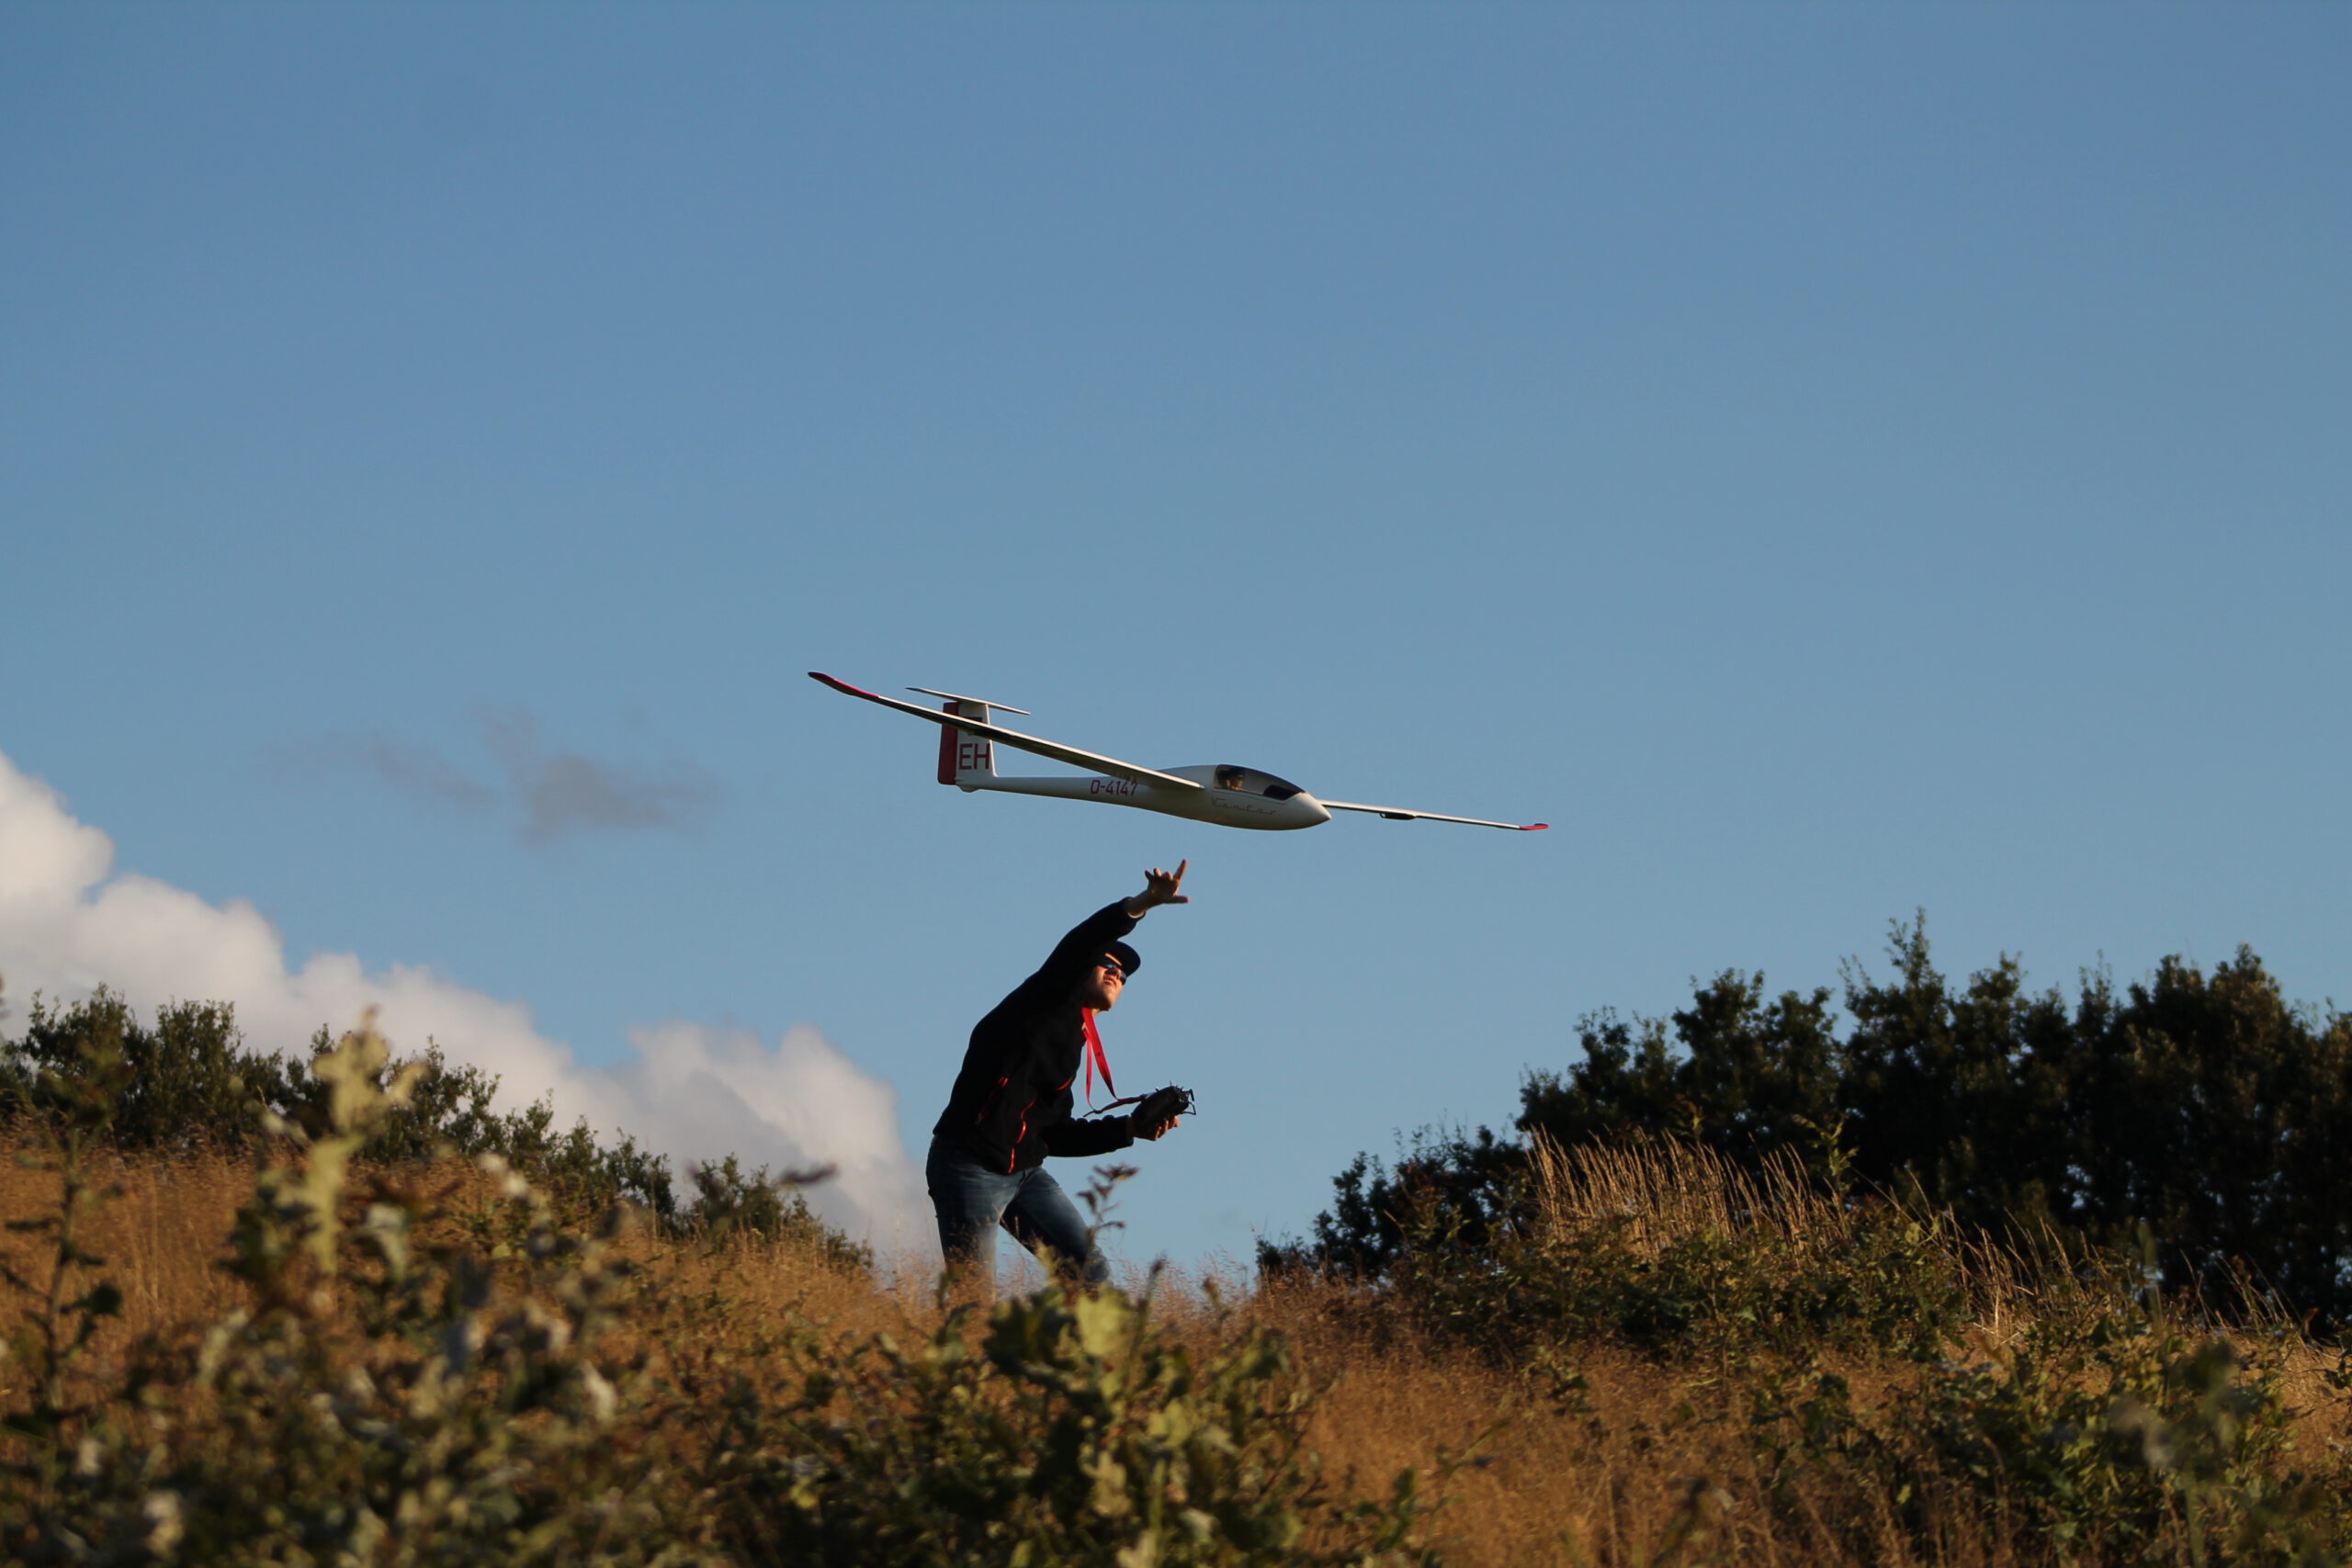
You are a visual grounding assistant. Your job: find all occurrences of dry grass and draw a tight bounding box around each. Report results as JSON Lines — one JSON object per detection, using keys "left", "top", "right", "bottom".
{"left": 6, "top": 1134, "right": 2346, "bottom": 1567}
{"left": 1530, "top": 1131, "right": 1839, "bottom": 1254}
{"left": 0, "top": 1149, "right": 249, "bottom": 1364}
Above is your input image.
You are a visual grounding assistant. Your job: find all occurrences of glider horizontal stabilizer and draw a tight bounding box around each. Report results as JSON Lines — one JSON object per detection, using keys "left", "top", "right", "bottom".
{"left": 1318, "top": 799, "right": 1549, "bottom": 832}
{"left": 809, "top": 672, "right": 1204, "bottom": 792}
{"left": 906, "top": 685, "right": 1030, "bottom": 716}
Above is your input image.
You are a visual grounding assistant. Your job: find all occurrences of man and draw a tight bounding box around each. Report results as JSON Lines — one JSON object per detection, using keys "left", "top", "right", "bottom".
{"left": 927, "top": 861, "right": 1190, "bottom": 1286}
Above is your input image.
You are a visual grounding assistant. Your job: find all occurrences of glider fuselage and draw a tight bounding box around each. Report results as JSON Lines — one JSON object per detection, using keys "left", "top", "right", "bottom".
{"left": 963, "top": 764, "right": 1333, "bottom": 831}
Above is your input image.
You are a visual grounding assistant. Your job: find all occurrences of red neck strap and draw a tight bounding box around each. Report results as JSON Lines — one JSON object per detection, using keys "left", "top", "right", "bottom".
{"left": 1081, "top": 1008, "right": 1116, "bottom": 1109}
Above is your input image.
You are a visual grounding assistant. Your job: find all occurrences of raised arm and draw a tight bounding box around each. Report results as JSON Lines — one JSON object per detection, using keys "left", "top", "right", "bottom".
{"left": 1031, "top": 863, "right": 1192, "bottom": 995}
{"left": 1122, "top": 860, "right": 1188, "bottom": 919}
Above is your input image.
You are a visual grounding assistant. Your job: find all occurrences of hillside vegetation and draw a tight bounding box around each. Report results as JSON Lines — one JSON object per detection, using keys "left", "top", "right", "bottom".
{"left": 6, "top": 942, "right": 2352, "bottom": 1565}
{"left": 1276, "top": 921, "right": 2352, "bottom": 1329}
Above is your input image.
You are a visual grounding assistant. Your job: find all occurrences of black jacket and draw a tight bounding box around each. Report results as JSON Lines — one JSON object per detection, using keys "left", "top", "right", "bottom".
{"left": 933, "top": 901, "right": 1141, "bottom": 1173}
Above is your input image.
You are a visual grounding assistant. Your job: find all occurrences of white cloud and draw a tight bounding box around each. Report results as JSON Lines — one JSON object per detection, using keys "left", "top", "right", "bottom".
{"left": 0, "top": 747, "right": 927, "bottom": 1256}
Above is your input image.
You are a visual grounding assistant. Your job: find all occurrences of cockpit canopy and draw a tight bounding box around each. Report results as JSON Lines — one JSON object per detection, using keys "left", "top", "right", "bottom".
{"left": 1212, "top": 764, "right": 1304, "bottom": 800}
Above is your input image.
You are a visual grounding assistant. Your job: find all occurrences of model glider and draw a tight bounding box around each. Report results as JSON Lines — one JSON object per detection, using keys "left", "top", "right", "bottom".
{"left": 809, "top": 671, "right": 1547, "bottom": 833}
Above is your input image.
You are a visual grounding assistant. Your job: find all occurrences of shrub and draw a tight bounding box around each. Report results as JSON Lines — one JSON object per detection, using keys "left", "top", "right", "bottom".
{"left": 1269, "top": 1130, "right": 2352, "bottom": 1561}
{"left": 1746, "top": 1259, "right": 2349, "bottom": 1563}
{"left": 4, "top": 990, "right": 682, "bottom": 1230}
{"left": 0, "top": 989, "right": 303, "bottom": 1156}
{"left": 1288, "top": 927, "right": 2352, "bottom": 1328}
{"left": 2, "top": 1020, "right": 1449, "bottom": 1566}
{"left": 1305, "top": 1133, "right": 1970, "bottom": 1365}
{"left": 4, "top": 1023, "right": 692, "bottom": 1564}
{"left": 685, "top": 1154, "right": 874, "bottom": 1275}
{"left": 696, "top": 1280, "right": 1446, "bottom": 1566}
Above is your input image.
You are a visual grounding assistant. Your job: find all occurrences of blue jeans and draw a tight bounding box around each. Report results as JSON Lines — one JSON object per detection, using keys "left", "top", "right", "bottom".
{"left": 925, "top": 1134, "right": 1108, "bottom": 1287}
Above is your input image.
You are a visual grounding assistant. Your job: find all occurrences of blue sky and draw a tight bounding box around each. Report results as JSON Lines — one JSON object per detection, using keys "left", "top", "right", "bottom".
{"left": 5, "top": 4, "right": 2346, "bottom": 1272}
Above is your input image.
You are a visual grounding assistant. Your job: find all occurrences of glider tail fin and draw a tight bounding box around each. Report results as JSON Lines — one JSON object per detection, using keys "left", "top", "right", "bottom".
{"left": 895, "top": 685, "right": 1026, "bottom": 788}
{"left": 933, "top": 701, "right": 998, "bottom": 787}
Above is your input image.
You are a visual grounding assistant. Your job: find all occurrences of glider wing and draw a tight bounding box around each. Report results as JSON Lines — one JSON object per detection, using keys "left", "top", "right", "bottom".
{"left": 809, "top": 671, "right": 1204, "bottom": 792}
{"left": 1318, "top": 799, "right": 1548, "bottom": 832}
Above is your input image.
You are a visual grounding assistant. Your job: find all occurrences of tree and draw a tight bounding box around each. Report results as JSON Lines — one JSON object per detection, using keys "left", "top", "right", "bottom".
{"left": 1275, "top": 922, "right": 2352, "bottom": 1326}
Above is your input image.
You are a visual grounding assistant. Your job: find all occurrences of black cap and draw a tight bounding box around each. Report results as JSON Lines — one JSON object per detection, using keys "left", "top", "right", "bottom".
{"left": 1102, "top": 941, "right": 1141, "bottom": 978}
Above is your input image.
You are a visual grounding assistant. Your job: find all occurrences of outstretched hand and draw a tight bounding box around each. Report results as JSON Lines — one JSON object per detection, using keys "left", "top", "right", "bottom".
{"left": 1127, "top": 860, "right": 1189, "bottom": 916}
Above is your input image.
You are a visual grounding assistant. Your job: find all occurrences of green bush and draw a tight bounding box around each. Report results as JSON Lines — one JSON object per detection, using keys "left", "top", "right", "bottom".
{"left": 1300, "top": 1134, "right": 1969, "bottom": 1364}
{"left": 2, "top": 1020, "right": 1450, "bottom": 1566}
{"left": 685, "top": 1154, "right": 874, "bottom": 1274}
{"left": 1285, "top": 925, "right": 2352, "bottom": 1328}
{"left": 1273, "top": 1131, "right": 2352, "bottom": 1562}
{"left": 1, "top": 989, "right": 304, "bottom": 1156}
{"left": 697, "top": 1280, "right": 1445, "bottom": 1566}
{"left": 1746, "top": 1263, "right": 2349, "bottom": 1563}
{"left": 5, "top": 1025, "right": 690, "bottom": 1564}
{"left": 6, "top": 989, "right": 678, "bottom": 1231}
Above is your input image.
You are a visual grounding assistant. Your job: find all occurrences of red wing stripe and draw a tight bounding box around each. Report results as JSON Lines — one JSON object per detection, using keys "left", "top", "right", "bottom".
{"left": 808, "top": 671, "right": 881, "bottom": 700}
